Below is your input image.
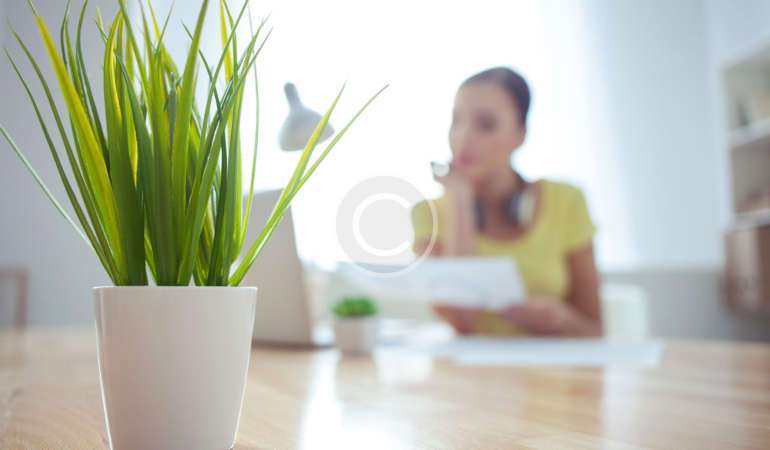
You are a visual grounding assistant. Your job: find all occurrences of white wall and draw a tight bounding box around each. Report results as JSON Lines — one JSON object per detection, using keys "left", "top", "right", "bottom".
{"left": 524, "top": 1, "right": 719, "bottom": 271}
{"left": 706, "top": 0, "right": 770, "bottom": 65}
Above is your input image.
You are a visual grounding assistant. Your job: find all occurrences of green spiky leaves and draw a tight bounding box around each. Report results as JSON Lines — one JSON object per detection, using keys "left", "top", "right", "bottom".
{"left": 2, "top": 0, "right": 387, "bottom": 286}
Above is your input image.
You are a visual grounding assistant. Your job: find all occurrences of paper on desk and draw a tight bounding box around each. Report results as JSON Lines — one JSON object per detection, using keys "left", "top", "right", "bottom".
{"left": 417, "top": 338, "right": 664, "bottom": 368}
{"left": 337, "top": 257, "right": 526, "bottom": 310}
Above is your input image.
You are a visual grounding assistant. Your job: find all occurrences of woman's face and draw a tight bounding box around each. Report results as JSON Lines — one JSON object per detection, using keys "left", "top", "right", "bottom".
{"left": 449, "top": 81, "right": 526, "bottom": 183}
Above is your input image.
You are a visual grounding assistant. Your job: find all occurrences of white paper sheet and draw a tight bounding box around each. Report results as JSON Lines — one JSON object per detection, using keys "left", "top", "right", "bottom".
{"left": 337, "top": 258, "right": 526, "bottom": 309}
{"left": 416, "top": 338, "right": 664, "bottom": 368}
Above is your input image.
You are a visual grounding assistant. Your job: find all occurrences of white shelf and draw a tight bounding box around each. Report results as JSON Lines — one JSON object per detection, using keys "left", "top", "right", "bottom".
{"left": 733, "top": 208, "right": 770, "bottom": 229}
{"left": 730, "top": 118, "right": 770, "bottom": 151}
{"left": 723, "top": 37, "right": 770, "bottom": 222}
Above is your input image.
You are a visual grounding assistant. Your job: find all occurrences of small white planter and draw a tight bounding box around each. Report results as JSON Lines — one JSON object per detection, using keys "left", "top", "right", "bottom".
{"left": 93, "top": 286, "right": 257, "bottom": 450}
{"left": 333, "top": 317, "right": 379, "bottom": 355}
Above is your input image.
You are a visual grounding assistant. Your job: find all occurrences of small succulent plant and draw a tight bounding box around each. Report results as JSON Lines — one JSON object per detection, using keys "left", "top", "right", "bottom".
{"left": 332, "top": 296, "right": 378, "bottom": 319}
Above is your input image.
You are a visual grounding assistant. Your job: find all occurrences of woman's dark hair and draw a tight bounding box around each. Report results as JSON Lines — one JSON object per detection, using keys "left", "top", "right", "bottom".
{"left": 461, "top": 67, "right": 531, "bottom": 126}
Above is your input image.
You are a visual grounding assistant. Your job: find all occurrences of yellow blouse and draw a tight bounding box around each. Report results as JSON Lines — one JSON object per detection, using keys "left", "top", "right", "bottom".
{"left": 411, "top": 180, "right": 596, "bottom": 335}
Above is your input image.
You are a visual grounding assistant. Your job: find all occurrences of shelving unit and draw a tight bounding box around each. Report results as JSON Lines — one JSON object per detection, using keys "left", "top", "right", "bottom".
{"left": 730, "top": 117, "right": 770, "bottom": 151}
{"left": 722, "top": 39, "right": 770, "bottom": 312}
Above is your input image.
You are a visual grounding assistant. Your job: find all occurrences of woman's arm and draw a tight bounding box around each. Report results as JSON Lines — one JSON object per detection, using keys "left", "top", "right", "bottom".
{"left": 437, "top": 174, "right": 478, "bottom": 256}
{"left": 413, "top": 175, "right": 478, "bottom": 257}
{"left": 566, "top": 243, "right": 602, "bottom": 334}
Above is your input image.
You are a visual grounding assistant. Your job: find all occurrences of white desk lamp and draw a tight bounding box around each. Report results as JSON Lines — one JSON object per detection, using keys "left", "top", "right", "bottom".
{"left": 278, "top": 83, "right": 334, "bottom": 151}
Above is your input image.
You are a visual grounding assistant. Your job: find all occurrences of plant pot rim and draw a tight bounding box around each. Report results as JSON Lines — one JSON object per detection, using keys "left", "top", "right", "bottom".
{"left": 93, "top": 286, "right": 258, "bottom": 292}
{"left": 334, "top": 316, "right": 378, "bottom": 322}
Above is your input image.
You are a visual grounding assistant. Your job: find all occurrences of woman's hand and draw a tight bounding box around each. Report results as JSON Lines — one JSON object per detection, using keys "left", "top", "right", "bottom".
{"left": 433, "top": 299, "right": 602, "bottom": 337}
{"left": 500, "top": 300, "right": 602, "bottom": 337}
{"left": 432, "top": 302, "right": 565, "bottom": 336}
{"left": 432, "top": 162, "right": 474, "bottom": 198}
{"left": 433, "top": 304, "right": 482, "bottom": 335}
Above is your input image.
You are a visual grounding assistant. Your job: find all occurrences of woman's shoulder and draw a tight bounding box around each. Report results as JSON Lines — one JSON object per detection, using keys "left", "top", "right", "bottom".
{"left": 538, "top": 179, "right": 596, "bottom": 247}
{"left": 540, "top": 179, "right": 584, "bottom": 197}
{"left": 539, "top": 179, "right": 588, "bottom": 209}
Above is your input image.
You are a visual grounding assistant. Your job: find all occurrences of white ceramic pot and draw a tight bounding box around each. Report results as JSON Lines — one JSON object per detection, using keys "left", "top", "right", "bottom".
{"left": 333, "top": 317, "right": 379, "bottom": 355}
{"left": 93, "top": 286, "right": 257, "bottom": 450}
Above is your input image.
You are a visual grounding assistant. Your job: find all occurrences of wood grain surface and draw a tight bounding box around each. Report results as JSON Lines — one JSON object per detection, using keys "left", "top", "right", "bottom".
{"left": 1, "top": 329, "right": 769, "bottom": 449}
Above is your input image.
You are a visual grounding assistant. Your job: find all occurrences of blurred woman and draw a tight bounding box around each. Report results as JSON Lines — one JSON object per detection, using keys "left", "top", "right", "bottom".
{"left": 412, "top": 67, "right": 601, "bottom": 336}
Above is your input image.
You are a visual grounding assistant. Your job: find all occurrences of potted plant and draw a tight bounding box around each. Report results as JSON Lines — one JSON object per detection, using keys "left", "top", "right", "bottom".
{"left": 332, "top": 296, "right": 380, "bottom": 355}
{"left": 1, "top": 1, "right": 385, "bottom": 449}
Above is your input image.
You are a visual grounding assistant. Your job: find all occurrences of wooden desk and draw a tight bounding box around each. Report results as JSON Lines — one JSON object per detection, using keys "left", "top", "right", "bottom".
{"left": 1, "top": 329, "right": 769, "bottom": 449}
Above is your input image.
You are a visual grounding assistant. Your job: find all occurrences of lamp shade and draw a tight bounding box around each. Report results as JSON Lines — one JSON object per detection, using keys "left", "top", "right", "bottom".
{"left": 278, "top": 83, "right": 334, "bottom": 151}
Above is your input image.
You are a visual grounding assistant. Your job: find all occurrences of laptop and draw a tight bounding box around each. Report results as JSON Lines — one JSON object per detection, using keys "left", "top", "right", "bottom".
{"left": 240, "top": 190, "right": 332, "bottom": 347}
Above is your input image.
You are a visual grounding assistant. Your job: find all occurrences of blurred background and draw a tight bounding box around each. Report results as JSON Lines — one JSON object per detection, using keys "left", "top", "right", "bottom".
{"left": 1, "top": 0, "right": 769, "bottom": 340}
